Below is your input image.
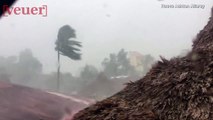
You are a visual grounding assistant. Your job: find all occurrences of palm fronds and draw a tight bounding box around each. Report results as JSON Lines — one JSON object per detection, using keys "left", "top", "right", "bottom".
{"left": 55, "top": 25, "right": 82, "bottom": 60}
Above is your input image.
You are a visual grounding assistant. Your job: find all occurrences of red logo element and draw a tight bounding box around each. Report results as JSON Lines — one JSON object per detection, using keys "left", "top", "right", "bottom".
{"left": 3, "top": 5, "right": 48, "bottom": 17}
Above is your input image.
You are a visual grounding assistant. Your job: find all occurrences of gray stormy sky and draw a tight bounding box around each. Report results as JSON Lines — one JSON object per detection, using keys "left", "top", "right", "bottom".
{"left": 0, "top": 0, "right": 213, "bottom": 75}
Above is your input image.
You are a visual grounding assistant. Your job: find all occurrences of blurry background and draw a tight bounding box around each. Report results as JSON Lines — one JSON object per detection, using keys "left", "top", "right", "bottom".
{"left": 0, "top": 0, "right": 212, "bottom": 100}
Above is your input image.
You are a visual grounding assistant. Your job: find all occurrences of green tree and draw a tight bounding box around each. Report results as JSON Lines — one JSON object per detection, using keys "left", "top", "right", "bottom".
{"left": 0, "top": 49, "right": 42, "bottom": 85}
{"left": 16, "top": 49, "right": 42, "bottom": 84}
{"left": 80, "top": 65, "right": 99, "bottom": 84}
{"left": 18, "top": 49, "right": 42, "bottom": 75}
{"left": 117, "top": 49, "right": 135, "bottom": 76}
{"left": 102, "top": 49, "right": 136, "bottom": 78}
{"left": 55, "top": 25, "right": 82, "bottom": 91}
{"left": 102, "top": 53, "right": 118, "bottom": 77}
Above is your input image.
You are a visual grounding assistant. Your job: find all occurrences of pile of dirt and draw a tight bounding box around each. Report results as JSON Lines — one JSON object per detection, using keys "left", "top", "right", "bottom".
{"left": 73, "top": 8, "right": 213, "bottom": 120}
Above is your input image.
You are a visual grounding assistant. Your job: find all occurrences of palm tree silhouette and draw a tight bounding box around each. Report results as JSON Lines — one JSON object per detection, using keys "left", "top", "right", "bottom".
{"left": 55, "top": 25, "right": 82, "bottom": 91}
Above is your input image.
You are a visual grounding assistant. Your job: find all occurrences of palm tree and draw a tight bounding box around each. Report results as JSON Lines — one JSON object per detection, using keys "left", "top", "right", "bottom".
{"left": 55, "top": 25, "right": 82, "bottom": 91}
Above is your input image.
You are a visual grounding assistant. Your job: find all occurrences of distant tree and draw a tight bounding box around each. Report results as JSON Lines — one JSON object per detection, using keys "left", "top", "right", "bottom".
{"left": 102, "top": 53, "right": 118, "bottom": 77}
{"left": 15, "top": 49, "right": 42, "bottom": 84}
{"left": 0, "top": 67, "right": 10, "bottom": 82}
{"left": 102, "top": 49, "right": 136, "bottom": 77}
{"left": 80, "top": 65, "right": 99, "bottom": 84}
{"left": 117, "top": 49, "right": 135, "bottom": 76}
{"left": 18, "top": 49, "right": 42, "bottom": 74}
{"left": 55, "top": 25, "right": 82, "bottom": 91}
{"left": 0, "top": 50, "right": 42, "bottom": 85}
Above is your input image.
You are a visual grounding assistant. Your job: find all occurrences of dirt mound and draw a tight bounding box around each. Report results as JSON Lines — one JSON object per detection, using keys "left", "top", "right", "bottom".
{"left": 73, "top": 8, "right": 213, "bottom": 120}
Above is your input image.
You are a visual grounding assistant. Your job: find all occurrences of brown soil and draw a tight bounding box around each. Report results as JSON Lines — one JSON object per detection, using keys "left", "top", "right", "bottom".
{"left": 73, "top": 8, "right": 213, "bottom": 120}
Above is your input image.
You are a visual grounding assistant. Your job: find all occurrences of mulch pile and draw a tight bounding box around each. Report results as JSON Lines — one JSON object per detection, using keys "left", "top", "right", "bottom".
{"left": 73, "top": 8, "right": 213, "bottom": 120}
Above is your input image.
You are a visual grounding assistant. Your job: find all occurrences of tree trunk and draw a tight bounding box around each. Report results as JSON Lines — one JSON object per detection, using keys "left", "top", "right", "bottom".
{"left": 57, "top": 50, "right": 60, "bottom": 92}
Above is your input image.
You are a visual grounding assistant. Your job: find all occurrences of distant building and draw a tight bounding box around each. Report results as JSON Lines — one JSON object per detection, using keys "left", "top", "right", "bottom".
{"left": 128, "top": 51, "right": 144, "bottom": 74}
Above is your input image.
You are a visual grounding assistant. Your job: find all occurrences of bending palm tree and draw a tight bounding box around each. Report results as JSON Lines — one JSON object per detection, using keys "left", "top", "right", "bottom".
{"left": 55, "top": 25, "right": 82, "bottom": 91}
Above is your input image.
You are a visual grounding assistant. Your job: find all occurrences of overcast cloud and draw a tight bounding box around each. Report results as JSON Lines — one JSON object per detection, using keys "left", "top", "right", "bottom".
{"left": 0, "top": 0, "right": 212, "bottom": 75}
